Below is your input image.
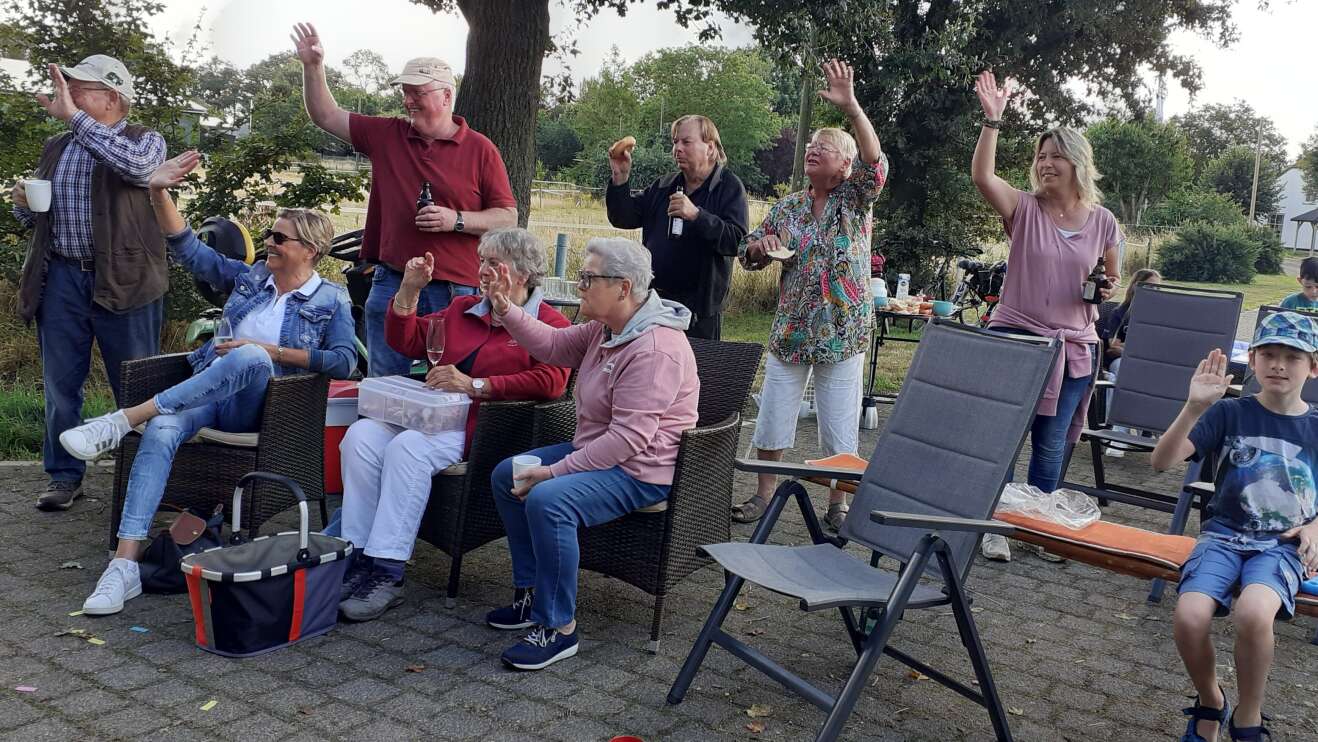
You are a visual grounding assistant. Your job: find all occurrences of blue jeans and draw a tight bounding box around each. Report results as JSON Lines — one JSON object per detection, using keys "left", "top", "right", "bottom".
{"left": 38, "top": 259, "right": 161, "bottom": 484}
{"left": 491, "top": 443, "right": 670, "bottom": 628}
{"left": 1026, "top": 352, "right": 1097, "bottom": 493}
{"left": 364, "top": 265, "right": 476, "bottom": 377}
{"left": 118, "top": 344, "right": 273, "bottom": 539}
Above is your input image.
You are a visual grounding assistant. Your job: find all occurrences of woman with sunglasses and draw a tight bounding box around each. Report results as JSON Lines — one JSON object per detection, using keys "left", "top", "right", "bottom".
{"left": 58, "top": 150, "right": 357, "bottom": 616}
{"left": 480, "top": 237, "right": 699, "bottom": 670}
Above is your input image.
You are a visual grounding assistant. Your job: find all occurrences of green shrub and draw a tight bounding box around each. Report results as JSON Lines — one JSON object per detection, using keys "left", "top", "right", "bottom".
{"left": 1239, "top": 224, "right": 1285, "bottom": 275}
{"left": 1143, "top": 187, "right": 1245, "bottom": 228}
{"left": 1157, "top": 221, "right": 1258, "bottom": 283}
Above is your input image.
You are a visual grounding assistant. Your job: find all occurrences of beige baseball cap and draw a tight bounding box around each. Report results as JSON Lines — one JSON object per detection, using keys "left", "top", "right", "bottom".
{"left": 390, "top": 57, "right": 456, "bottom": 88}
{"left": 60, "top": 54, "right": 135, "bottom": 101}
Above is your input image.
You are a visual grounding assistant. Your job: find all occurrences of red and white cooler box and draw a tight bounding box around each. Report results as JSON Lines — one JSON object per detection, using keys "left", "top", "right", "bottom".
{"left": 323, "top": 380, "right": 360, "bottom": 496}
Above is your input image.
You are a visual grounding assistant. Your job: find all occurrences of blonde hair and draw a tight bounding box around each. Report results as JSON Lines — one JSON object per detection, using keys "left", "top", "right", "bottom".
{"left": 1030, "top": 126, "right": 1104, "bottom": 207}
{"left": 812, "top": 127, "right": 858, "bottom": 177}
{"left": 670, "top": 115, "right": 727, "bottom": 165}
{"left": 276, "top": 208, "right": 335, "bottom": 262}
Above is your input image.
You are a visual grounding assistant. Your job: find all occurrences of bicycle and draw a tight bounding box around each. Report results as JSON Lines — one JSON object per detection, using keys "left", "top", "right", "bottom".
{"left": 949, "top": 258, "right": 1007, "bottom": 327}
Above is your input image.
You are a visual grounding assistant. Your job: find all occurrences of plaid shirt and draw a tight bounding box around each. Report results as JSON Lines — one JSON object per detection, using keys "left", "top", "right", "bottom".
{"left": 11, "top": 111, "right": 166, "bottom": 260}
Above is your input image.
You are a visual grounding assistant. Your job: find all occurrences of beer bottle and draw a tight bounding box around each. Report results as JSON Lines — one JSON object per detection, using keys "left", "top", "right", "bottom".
{"left": 416, "top": 181, "right": 434, "bottom": 212}
{"left": 1081, "top": 256, "right": 1110, "bottom": 304}
{"left": 669, "top": 184, "right": 685, "bottom": 238}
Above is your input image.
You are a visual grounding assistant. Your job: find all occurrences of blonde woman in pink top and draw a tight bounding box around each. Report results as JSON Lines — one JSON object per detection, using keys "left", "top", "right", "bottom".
{"left": 480, "top": 237, "right": 700, "bottom": 670}
{"left": 970, "top": 71, "right": 1121, "bottom": 508}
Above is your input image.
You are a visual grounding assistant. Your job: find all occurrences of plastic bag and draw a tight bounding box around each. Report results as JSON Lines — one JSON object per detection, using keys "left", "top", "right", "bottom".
{"left": 996, "top": 483, "right": 1100, "bottom": 529}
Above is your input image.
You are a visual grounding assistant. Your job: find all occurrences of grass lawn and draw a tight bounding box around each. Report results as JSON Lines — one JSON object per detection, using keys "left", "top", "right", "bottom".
{"left": 1179, "top": 270, "right": 1299, "bottom": 310}
{"left": 0, "top": 387, "right": 116, "bottom": 461}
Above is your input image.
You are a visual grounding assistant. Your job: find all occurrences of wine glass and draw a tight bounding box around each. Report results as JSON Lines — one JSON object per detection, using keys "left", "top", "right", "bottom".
{"left": 214, "top": 316, "right": 234, "bottom": 345}
{"left": 426, "top": 317, "right": 445, "bottom": 366}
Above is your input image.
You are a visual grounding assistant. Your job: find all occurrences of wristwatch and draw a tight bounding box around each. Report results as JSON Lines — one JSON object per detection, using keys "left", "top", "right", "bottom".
{"left": 454, "top": 210, "right": 465, "bottom": 232}
{"left": 471, "top": 378, "right": 486, "bottom": 396}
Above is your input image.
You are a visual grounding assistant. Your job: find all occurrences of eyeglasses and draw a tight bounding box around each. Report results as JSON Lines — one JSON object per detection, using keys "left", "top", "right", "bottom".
{"left": 576, "top": 271, "right": 625, "bottom": 290}
{"left": 399, "top": 85, "right": 447, "bottom": 101}
{"left": 261, "top": 229, "right": 305, "bottom": 246}
{"left": 805, "top": 143, "right": 841, "bottom": 155}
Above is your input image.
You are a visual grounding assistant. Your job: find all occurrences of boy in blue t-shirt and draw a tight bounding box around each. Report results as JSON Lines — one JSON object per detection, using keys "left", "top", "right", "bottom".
{"left": 1151, "top": 311, "right": 1318, "bottom": 742}
{"left": 1278, "top": 256, "right": 1318, "bottom": 311}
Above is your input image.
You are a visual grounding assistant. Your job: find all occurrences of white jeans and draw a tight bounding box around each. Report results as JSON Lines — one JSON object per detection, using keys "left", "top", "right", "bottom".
{"left": 339, "top": 418, "right": 465, "bottom": 561}
{"left": 752, "top": 352, "right": 863, "bottom": 455}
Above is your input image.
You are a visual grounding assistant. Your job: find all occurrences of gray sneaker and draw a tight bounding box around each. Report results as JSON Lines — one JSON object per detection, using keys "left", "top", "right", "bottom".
{"left": 340, "top": 573, "right": 405, "bottom": 622}
{"left": 36, "top": 480, "right": 83, "bottom": 511}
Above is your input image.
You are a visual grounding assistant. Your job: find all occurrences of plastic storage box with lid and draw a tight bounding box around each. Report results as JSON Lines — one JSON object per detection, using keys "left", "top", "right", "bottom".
{"left": 357, "top": 376, "right": 472, "bottom": 435}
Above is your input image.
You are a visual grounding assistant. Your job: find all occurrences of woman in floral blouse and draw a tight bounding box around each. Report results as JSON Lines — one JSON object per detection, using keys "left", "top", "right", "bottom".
{"left": 732, "top": 59, "right": 888, "bottom": 530}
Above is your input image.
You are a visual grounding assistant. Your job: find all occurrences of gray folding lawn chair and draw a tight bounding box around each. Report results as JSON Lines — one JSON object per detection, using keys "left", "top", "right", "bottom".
{"left": 1059, "top": 283, "right": 1241, "bottom": 601}
{"left": 1242, "top": 305, "right": 1318, "bottom": 403}
{"left": 668, "top": 322, "right": 1058, "bottom": 742}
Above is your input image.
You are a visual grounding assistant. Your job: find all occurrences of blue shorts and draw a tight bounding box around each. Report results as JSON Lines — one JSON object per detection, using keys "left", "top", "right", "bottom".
{"left": 1178, "top": 536, "right": 1305, "bottom": 620}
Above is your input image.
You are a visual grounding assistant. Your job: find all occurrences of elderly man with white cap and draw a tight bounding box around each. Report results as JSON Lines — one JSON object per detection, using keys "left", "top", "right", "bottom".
{"left": 8, "top": 57, "right": 167, "bottom": 511}
{"left": 293, "top": 23, "right": 518, "bottom": 377}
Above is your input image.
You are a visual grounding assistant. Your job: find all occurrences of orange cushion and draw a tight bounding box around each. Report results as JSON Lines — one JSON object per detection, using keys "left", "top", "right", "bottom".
{"left": 993, "top": 512, "right": 1196, "bottom": 571}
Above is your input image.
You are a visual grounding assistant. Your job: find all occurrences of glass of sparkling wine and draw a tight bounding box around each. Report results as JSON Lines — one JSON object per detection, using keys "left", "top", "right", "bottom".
{"left": 426, "top": 317, "right": 445, "bottom": 366}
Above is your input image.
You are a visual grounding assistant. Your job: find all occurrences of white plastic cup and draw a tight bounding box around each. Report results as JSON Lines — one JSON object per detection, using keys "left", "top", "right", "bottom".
{"left": 23, "top": 179, "right": 51, "bottom": 213}
{"left": 512, "top": 454, "right": 542, "bottom": 483}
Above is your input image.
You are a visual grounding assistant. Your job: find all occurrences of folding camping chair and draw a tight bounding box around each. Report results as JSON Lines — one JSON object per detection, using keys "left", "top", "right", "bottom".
{"left": 1059, "top": 283, "right": 1242, "bottom": 601}
{"left": 668, "top": 322, "right": 1058, "bottom": 742}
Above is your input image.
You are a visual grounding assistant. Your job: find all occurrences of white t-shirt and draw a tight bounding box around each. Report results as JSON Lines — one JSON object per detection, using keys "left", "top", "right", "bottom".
{"left": 235, "top": 272, "right": 323, "bottom": 346}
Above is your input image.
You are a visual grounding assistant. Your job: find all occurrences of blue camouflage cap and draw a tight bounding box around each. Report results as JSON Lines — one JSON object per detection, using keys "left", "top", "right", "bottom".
{"left": 1251, "top": 311, "right": 1318, "bottom": 353}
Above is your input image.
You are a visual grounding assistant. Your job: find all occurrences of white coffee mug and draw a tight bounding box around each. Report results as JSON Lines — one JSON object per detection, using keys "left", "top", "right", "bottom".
{"left": 512, "top": 454, "right": 543, "bottom": 483}
{"left": 23, "top": 179, "right": 51, "bottom": 213}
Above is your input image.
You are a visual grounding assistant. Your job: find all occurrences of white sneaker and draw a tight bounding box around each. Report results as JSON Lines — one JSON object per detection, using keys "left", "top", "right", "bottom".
{"left": 59, "top": 411, "right": 131, "bottom": 461}
{"left": 83, "top": 558, "right": 142, "bottom": 615}
{"left": 980, "top": 533, "right": 1011, "bottom": 562}
{"left": 1103, "top": 445, "right": 1126, "bottom": 458}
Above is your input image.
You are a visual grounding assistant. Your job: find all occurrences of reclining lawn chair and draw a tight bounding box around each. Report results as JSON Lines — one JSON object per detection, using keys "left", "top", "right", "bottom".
{"left": 668, "top": 322, "right": 1058, "bottom": 742}
{"left": 1060, "top": 283, "right": 1241, "bottom": 601}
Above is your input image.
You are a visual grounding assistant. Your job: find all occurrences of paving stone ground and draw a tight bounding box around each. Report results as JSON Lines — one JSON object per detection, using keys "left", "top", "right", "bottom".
{"left": 2, "top": 409, "right": 1317, "bottom": 741}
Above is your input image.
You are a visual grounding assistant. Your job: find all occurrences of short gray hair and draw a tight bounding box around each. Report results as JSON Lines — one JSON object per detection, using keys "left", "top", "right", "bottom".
{"left": 478, "top": 227, "right": 546, "bottom": 289}
{"left": 584, "top": 237, "right": 651, "bottom": 299}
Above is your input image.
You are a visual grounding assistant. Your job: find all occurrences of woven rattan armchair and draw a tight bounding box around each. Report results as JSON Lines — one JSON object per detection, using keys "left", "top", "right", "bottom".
{"left": 416, "top": 399, "right": 545, "bottom": 607}
{"left": 532, "top": 338, "right": 763, "bottom": 651}
{"left": 108, "top": 353, "right": 329, "bottom": 551}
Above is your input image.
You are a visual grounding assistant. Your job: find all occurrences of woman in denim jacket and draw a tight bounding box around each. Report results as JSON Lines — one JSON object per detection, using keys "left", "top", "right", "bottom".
{"left": 60, "top": 150, "right": 357, "bottom": 615}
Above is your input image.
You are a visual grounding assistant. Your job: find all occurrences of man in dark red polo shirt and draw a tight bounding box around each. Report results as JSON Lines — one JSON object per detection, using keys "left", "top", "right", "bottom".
{"left": 293, "top": 22, "right": 517, "bottom": 376}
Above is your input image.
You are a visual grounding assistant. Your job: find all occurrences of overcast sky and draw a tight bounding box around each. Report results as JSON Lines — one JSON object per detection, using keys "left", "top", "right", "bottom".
{"left": 147, "top": 0, "right": 1313, "bottom": 159}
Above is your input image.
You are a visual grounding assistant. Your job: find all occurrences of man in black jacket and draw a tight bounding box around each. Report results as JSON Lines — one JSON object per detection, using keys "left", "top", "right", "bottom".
{"left": 605, "top": 115, "right": 748, "bottom": 340}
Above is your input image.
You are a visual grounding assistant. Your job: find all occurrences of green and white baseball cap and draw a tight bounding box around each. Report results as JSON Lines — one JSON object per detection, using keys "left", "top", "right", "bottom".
{"left": 60, "top": 54, "right": 135, "bottom": 101}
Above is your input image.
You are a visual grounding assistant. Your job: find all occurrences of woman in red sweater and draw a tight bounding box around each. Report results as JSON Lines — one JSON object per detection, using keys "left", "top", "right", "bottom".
{"left": 337, "top": 228, "right": 571, "bottom": 622}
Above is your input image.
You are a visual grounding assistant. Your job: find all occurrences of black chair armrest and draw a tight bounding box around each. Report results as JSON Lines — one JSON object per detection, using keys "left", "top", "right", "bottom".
{"left": 733, "top": 458, "right": 865, "bottom": 481}
{"left": 532, "top": 397, "right": 577, "bottom": 447}
{"left": 870, "top": 511, "right": 1016, "bottom": 537}
{"left": 118, "top": 353, "right": 193, "bottom": 407}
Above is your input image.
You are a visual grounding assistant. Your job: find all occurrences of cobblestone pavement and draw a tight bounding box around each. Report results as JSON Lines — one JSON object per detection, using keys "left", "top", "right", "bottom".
{"left": 2, "top": 411, "right": 1317, "bottom": 741}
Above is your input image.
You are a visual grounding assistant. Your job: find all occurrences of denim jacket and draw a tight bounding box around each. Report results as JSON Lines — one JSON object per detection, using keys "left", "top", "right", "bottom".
{"left": 168, "top": 228, "right": 357, "bottom": 379}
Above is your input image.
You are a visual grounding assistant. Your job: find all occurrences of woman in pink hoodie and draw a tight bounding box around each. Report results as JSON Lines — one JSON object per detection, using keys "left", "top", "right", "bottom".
{"left": 481, "top": 237, "right": 700, "bottom": 670}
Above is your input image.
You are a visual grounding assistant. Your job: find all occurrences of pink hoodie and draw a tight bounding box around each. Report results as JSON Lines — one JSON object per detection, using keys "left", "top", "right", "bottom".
{"left": 500, "top": 293, "right": 700, "bottom": 485}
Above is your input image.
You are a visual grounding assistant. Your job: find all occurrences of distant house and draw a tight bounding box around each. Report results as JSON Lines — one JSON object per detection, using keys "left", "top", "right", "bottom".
{"left": 0, "top": 57, "right": 37, "bottom": 91}
{"left": 1270, "top": 167, "right": 1318, "bottom": 249}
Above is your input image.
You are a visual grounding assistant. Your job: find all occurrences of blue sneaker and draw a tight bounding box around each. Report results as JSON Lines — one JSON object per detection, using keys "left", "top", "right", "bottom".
{"left": 485, "top": 588, "right": 534, "bottom": 630}
{"left": 500, "top": 626, "right": 579, "bottom": 670}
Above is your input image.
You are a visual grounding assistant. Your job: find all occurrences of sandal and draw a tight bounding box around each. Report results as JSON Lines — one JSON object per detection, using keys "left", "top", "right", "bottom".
{"left": 1180, "top": 688, "right": 1230, "bottom": 742}
{"left": 824, "top": 502, "right": 849, "bottom": 532}
{"left": 731, "top": 497, "right": 768, "bottom": 523}
{"left": 1227, "top": 712, "right": 1270, "bottom": 741}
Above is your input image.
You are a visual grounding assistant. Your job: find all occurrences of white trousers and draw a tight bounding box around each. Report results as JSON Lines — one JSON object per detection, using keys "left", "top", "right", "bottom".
{"left": 339, "top": 418, "right": 465, "bottom": 561}
{"left": 751, "top": 352, "right": 864, "bottom": 455}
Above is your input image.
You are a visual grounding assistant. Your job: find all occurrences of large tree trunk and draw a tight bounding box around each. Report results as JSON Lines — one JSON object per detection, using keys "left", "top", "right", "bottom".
{"left": 454, "top": 0, "right": 550, "bottom": 227}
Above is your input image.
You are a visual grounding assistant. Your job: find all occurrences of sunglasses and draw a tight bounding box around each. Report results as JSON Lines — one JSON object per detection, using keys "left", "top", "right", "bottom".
{"left": 261, "top": 229, "right": 305, "bottom": 246}
{"left": 576, "top": 271, "right": 625, "bottom": 290}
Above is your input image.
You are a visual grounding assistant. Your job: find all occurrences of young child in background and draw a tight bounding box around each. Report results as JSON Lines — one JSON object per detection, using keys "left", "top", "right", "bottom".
{"left": 1278, "top": 257, "right": 1318, "bottom": 311}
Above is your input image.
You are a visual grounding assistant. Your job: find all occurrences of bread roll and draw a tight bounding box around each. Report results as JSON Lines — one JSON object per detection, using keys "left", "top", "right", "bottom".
{"left": 608, "top": 136, "right": 636, "bottom": 159}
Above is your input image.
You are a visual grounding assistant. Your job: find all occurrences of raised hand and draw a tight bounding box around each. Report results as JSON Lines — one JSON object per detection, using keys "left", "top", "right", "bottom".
{"left": 1186, "top": 349, "right": 1233, "bottom": 410}
{"left": 400, "top": 253, "right": 435, "bottom": 294}
{"left": 35, "top": 63, "right": 78, "bottom": 122}
{"left": 290, "top": 23, "right": 325, "bottom": 66}
{"left": 817, "top": 59, "right": 860, "bottom": 115}
{"left": 148, "top": 151, "right": 202, "bottom": 190}
{"left": 487, "top": 263, "right": 515, "bottom": 316}
{"left": 975, "top": 71, "right": 1013, "bottom": 121}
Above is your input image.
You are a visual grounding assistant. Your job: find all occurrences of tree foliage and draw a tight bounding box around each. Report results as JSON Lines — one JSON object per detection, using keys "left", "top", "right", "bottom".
{"left": 1171, "top": 100, "right": 1290, "bottom": 179}
{"left": 1143, "top": 187, "right": 1245, "bottom": 228}
{"left": 1200, "top": 144, "right": 1281, "bottom": 219}
{"left": 1087, "top": 118, "right": 1193, "bottom": 227}
{"left": 1300, "top": 129, "right": 1318, "bottom": 203}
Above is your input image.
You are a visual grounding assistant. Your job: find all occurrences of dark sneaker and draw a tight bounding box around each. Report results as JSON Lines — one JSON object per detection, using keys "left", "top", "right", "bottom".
{"left": 824, "top": 502, "right": 849, "bottom": 532}
{"left": 485, "top": 588, "right": 534, "bottom": 630}
{"left": 339, "top": 572, "right": 404, "bottom": 622}
{"left": 36, "top": 480, "right": 83, "bottom": 511}
{"left": 501, "top": 625, "right": 579, "bottom": 671}
{"left": 339, "top": 555, "right": 373, "bottom": 602}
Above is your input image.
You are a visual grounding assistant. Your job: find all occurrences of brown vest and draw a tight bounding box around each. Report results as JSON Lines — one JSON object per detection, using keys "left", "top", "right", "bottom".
{"left": 16, "top": 123, "right": 168, "bottom": 322}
